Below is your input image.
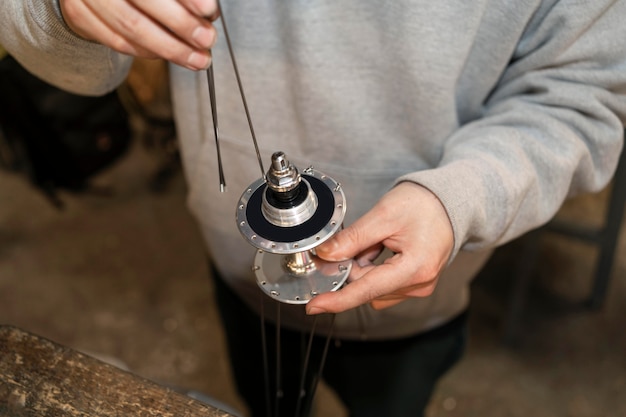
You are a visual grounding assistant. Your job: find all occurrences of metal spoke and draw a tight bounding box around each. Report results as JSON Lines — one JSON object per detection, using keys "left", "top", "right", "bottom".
{"left": 212, "top": 6, "right": 350, "bottom": 416}
{"left": 303, "top": 314, "right": 335, "bottom": 415}
{"left": 206, "top": 62, "right": 226, "bottom": 192}
{"left": 259, "top": 294, "right": 271, "bottom": 417}
{"left": 274, "top": 303, "right": 282, "bottom": 417}
{"left": 294, "top": 317, "right": 318, "bottom": 417}
{"left": 215, "top": 0, "right": 265, "bottom": 180}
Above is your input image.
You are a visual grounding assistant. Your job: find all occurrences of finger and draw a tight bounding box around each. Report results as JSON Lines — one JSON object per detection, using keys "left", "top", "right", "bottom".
{"left": 130, "top": 0, "right": 217, "bottom": 49}
{"left": 368, "top": 280, "right": 440, "bottom": 310}
{"left": 307, "top": 275, "right": 435, "bottom": 314}
{"left": 316, "top": 212, "right": 394, "bottom": 262}
{"left": 353, "top": 243, "right": 384, "bottom": 267}
{"left": 60, "top": 0, "right": 93, "bottom": 41}
{"left": 307, "top": 258, "right": 410, "bottom": 314}
{"left": 346, "top": 261, "right": 375, "bottom": 283}
{"left": 307, "top": 252, "right": 440, "bottom": 315}
{"left": 83, "top": 0, "right": 211, "bottom": 70}
{"left": 370, "top": 298, "right": 405, "bottom": 310}
{"left": 307, "top": 263, "right": 398, "bottom": 314}
{"left": 180, "top": 0, "right": 220, "bottom": 18}
{"left": 369, "top": 283, "right": 435, "bottom": 308}
{"left": 318, "top": 242, "right": 383, "bottom": 287}
{"left": 61, "top": 0, "right": 156, "bottom": 57}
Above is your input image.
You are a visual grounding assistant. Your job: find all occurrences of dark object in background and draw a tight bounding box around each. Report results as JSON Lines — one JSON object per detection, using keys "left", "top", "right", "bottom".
{"left": 0, "top": 55, "right": 131, "bottom": 208}
{"left": 117, "top": 58, "right": 179, "bottom": 193}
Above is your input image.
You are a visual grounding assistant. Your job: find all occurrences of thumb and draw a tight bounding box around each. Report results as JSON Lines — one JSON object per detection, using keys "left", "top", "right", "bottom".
{"left": 316, "top": 215, "right": 386, "bottom": 262}
{"left": 315, "top": 230, "right": 352, "bottom": 261}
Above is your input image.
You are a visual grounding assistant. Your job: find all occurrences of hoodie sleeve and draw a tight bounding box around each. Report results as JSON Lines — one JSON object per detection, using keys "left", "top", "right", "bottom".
{"left": 0, "top": 0, "right": 133, "bottom": 95}
{"left": 399, "top": 0, "right": 626, "bottom": 258}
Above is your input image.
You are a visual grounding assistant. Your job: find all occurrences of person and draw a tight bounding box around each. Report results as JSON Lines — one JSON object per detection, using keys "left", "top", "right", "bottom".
{"left": 2, "top": 1, "right": 625, "bottom": 416}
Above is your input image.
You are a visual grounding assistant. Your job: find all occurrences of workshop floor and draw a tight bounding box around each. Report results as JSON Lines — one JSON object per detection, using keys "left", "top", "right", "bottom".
{"left": 1, "top": 137, "right": 624, "bottom": 417}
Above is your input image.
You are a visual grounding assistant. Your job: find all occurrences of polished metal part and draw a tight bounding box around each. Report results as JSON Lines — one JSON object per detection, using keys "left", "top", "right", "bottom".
{"left": 266, "top": 151, "right": 301, "bottom": 193}
{"left": 206, "top": 62, "right": 226, "bottom": 192}
{"left": 261, "top": 178, "right": 318, "bottom": 227}
{"left": 261, "top": 152, "right": 319, "bottom": 227}
{"left": 237, "top": 168, "right": 346, "bottom": 255}
{"left": 254, "top": 250, "right": 351, "bottom": 305}
{"left": 237, "top": 153, "right": 350, "bottom": 303}
{"left": 213, "top": 4, "right": 348, "bottom": 415}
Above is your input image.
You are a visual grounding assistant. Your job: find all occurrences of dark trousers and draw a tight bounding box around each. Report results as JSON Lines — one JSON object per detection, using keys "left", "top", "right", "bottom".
{"left": 213, "top": 271, "right": 467, "bottom": 417}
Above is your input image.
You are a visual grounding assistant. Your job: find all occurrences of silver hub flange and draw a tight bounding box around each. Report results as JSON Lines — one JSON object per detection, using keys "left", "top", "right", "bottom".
{"left": 254, "top": 250, "right": 351, "bottom": 304}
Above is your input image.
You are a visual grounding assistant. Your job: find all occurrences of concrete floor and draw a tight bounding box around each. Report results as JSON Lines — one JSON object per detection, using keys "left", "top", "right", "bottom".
{"left": 1, "top": 139, "right": 625, "bottom": 417}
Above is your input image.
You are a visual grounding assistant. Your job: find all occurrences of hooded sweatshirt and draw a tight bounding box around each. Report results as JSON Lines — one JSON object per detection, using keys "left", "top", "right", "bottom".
{"left": 2, "top": 0, "right": 625, "bottom": 339}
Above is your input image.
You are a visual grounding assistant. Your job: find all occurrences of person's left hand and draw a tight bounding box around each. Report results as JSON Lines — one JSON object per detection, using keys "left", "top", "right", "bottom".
{"left": 306, "top": 181, "right": 454, "bottom": 314}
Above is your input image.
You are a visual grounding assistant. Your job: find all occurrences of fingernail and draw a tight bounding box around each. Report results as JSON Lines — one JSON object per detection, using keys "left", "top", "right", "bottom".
{"left": 192, "top": 26, "right": 214, "bottom": 48}
{"left": 187, "top": 51, "right": 210, "bottom": 70}
{"left": 306, "top": 306, "right": 326, "bottom": 315}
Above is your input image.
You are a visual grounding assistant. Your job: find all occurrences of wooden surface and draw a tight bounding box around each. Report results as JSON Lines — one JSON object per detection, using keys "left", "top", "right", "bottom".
{"left": 0, "top": 325, "right": 235, "bottom": 416}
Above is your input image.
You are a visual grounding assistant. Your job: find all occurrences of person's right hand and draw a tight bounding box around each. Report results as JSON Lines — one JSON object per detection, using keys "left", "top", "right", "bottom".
{"left": 59, "top": 0, "right": 218, "bottom": 70}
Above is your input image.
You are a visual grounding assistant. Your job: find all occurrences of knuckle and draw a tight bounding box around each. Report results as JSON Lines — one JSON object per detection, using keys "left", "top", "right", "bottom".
{"left": 418, "top": 263, "right": 440, "bottom": 282}
{"left": 108, "top": 35, "right": 135, "bottom": 55}
{"left": 364, "top": 287, "right": 386, "bottom": 304}
{"left": 118, "top": 12, "right": 142, "bottom": 36}
{"left": 340, "top": 226, "right": 364, "bottom": 247}
{"left": 184, "top": 0, "right": 218, "bottom": 17}
{"left": 407, "top": 271, "right": 438, "bottom": 297}
{"left": 159, "top": 48, "right": 179, "bottom": 62}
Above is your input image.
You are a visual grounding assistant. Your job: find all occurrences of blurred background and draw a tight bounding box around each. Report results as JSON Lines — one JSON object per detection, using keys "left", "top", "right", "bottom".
{"left": 0, "top": 57, "right": 625, "bottom": 417}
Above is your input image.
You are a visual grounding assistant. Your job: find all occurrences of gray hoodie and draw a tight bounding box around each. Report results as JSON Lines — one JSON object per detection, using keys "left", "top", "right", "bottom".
{"left": 3, "top": 0, "right": 625, "bottom": 339}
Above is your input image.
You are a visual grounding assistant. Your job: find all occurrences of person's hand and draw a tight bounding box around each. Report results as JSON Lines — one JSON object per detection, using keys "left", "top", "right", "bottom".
{"left": 306, "top": 182, "right": 454, "bottom": 314}
{"left": 59, "top": 0, "right": 218, "bottom": 70}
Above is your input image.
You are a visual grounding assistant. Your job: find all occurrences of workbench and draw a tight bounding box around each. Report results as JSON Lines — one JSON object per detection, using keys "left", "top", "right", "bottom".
{"left": 0, "top": 325, "right": 235, "bottom": 416}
